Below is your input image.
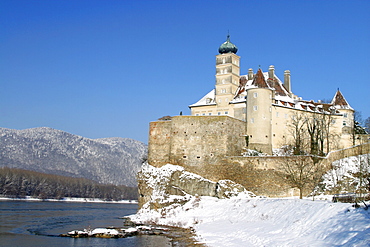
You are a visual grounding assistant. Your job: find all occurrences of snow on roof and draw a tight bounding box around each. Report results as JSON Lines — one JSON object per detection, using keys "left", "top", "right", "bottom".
{"left": 189, "top": 89, "right": 216, "bottom": 107}
{"left": 331, "top": 90, "right": 353, "bottom": 110}
{"left": 190, "top": 70, "right": 351, "bottom": 114}
{"left": 191, "top": 69, "right": 292, "bottom": 107}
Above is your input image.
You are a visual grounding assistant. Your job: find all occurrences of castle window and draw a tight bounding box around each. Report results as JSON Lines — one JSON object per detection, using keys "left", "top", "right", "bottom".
{"left": 254, "top": 92, "right": 258, "bottom": 98}
{"left": 276, "top": 112, "right": 279, "bottom": 117}
{"left": 251, "top": 118, "right": 254, "bottom": 123}
{"left": 221, "top": 89, "right": 226, "bottom": 93}
{"left": 225, "top": 98, "right": 229, "bottom": 102}
{"left": 196, "top": 114, "right": 199, "bottom": 116}
{"left": 343, "top": 113, "right": 348, "bottom": 118}
{"left": 202, "top": 113, "right": 205, "bottom": 116}
{"left": 197, "top": 156, "right": 201, "bottom": 159}
{"left": 253, "top": 105, "right": 258, "bottom": 111}
{"left": 225, "top": 111, "right": 228, "bottom": 115}
{"left": 209, "top": 113, "right": 212, "bottom": 115}
{"left": 183, "top": 156, "right": 187, "bottom": 159}
{"left": 343, "top": 121, "right": 346, "bottom": 126}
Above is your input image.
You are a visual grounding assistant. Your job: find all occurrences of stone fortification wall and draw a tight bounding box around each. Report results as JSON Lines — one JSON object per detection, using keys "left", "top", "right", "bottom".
{"left": 147, "top": 120, "right": 172, "bottom": 166}
{"left": 148, "top": 115, "right": 370, "bottom": 198}
{"left": 171, "top": 156, "right": 317, "bottom": 197}
{"left": 320, "top": 142, "right": 370, "bottom": 169}
{"left": 148, "top": 116, "right": 246, "bottom": 168}
{"left": 172, "top": 144, "right": 370, "bottom": 197}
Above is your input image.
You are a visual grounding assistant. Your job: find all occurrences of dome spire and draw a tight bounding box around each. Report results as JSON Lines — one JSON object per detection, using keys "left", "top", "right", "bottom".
{"left": 218, "top": 33, "right": 238, "bottom": 54}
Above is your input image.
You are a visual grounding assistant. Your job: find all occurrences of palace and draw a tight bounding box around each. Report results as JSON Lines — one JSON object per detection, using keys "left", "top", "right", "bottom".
{"left": 146, "top": 36, "right": 368, "bottom": 197}
{"left": 188, "top": 35, "right": 354, "bottom": 154}
{"left": 148, "top": 36, "right": 357, "bottom": 169}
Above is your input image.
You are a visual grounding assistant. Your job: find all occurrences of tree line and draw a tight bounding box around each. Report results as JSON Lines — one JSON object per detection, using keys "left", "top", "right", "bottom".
{"left": 0, "top": 167, "right": 138, "bottom": 201}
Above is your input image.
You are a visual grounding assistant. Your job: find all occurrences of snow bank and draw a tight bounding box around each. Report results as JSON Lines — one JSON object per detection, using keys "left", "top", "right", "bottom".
{"left": 321, "top": 154, "right": 370, "bottom": 193}
{"left": 131, "top": 162, "right": 370, "bottom": 246}
{"left": 132, "top": 195, "right": 370, "bottom": 246}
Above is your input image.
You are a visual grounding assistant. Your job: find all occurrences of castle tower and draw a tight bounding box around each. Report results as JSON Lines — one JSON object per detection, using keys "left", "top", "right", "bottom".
{"left": 331, "top": 89, "right": 355, "bottom": 146}
{"left": 215, "top": 35, "right": 240, "bottom": 108}
{"left": 246, "top": 68, "right": 273, "bottom": 154}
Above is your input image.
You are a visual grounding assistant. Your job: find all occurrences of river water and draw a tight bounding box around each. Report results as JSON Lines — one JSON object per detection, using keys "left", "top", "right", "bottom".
{"left": 0, "top": 200, "right": 171, "bottom": 247}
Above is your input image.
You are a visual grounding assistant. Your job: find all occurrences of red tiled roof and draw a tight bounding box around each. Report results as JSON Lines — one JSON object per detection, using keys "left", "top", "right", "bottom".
{"left": 267, "top": 78, "right": 287, "bottom": 96}
{"left": 332, "top": 90, "right": 349, "bottom": 106}
{"left": 252, "top": 68, "right": 269, "bottom": 88}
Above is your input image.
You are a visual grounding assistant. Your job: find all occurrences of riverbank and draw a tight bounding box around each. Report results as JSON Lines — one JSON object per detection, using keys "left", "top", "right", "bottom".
{"left": 131, "top": 195, "right": 370, "bottom": 246}
{"left": 0, "top": 196, "right": 137, "bottom": 204}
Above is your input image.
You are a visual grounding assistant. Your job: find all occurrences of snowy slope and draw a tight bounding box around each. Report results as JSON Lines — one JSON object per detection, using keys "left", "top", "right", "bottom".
{"left": 0, "top": 127, "right": 147, "bottom": 186}
{"left": 130, "top": 163, "right": 370, "bottom": 247}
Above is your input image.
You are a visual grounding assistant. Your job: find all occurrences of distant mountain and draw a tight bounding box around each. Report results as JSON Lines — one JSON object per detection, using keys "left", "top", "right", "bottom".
{"left": 0, "top": 127, "right": 147, "bottom": 187}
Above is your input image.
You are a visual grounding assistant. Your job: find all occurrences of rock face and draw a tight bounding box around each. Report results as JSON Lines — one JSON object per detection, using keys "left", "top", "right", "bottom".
{"left": 137, "top": 163, "right": 254, "bottom": 209}
{"left": 0, "top": 127, "right": 147, "bottom": 186}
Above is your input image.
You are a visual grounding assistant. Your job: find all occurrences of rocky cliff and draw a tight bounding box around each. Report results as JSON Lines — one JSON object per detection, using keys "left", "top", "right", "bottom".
{"left": 137, "top": 163, "right": 255, "bottom": 210}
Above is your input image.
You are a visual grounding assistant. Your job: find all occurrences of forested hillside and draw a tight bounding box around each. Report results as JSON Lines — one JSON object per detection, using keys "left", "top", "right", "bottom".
{"left": 0, "top": 127, "right": 147, "bottom": 186}
{"left": 0, "top": 167, "right": 138, "bottom": 200}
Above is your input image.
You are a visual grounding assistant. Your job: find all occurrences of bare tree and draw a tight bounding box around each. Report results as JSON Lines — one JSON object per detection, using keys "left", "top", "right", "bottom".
{"left": 306, "top": 112, "right": 322, "bottom": 156}
{"left": 288, "top": 113, "right": 308, "bottom": 155}
{"left": 364, "top": 117, "right": 370, "bottom": 134}
{"left": 351, "top": 111, "right": 367, "bottom": 145}
{"left": 281, "top": 156, "right": 322, "bottom": 199}
{"left": 320, "top": 110, "right": 336, "bottom": 154}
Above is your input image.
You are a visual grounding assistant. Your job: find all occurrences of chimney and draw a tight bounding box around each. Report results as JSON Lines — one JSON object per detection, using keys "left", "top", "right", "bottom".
{"left": 248, "top": 68, "right": 254, "bottom": 80}
{"left": 284, "top": 70, "right": 291, "bottom": 93}
{"left": 268, "top": 65, "right": 275, "bottom": 79}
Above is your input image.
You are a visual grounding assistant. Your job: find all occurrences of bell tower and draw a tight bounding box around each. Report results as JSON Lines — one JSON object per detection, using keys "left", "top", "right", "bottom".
{"left": 215, "top": 35, "right": 240, "bottom": 107}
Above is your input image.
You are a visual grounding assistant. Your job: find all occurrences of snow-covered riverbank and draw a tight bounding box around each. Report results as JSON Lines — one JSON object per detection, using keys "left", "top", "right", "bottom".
{"left": 0, "top": 196, "right": 137, "bottom": 204}
{"left": 131, "top": 194, "right": 370, "bottom": 246}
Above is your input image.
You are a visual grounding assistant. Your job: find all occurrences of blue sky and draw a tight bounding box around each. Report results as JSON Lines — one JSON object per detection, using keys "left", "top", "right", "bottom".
{"left": 1, "top": 0, "right": 369, "bottom": 144}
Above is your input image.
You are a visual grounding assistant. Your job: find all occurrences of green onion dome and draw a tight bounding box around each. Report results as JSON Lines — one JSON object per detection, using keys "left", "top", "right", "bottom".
{"left": 218, "top": 35, "right": 238, "bottom": 54}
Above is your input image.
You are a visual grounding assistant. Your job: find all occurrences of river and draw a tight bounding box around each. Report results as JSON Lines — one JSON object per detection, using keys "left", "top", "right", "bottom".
{"left": 0, "top": 200, "right": 171, "bottom": 247}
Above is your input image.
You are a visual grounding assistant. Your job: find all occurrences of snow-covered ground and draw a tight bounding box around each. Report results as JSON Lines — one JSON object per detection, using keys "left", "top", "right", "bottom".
{"left": 131, "top": 156, "right": 370, "bottom": 247}
{"left": 131, "top": 194, "right": 370, "bottom": 246}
